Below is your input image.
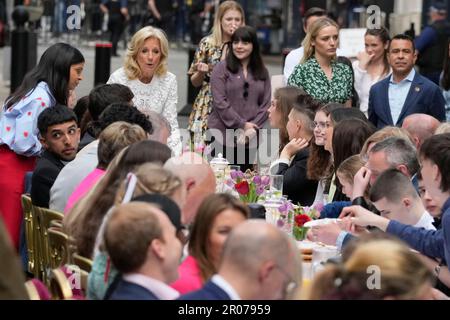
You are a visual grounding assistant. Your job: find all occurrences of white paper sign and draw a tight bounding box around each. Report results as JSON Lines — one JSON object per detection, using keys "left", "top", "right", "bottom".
{"left": 339, "top": 28, "right": 367, "bottom": 58}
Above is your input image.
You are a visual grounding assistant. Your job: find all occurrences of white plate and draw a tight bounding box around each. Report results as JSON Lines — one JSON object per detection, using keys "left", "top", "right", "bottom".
{"left": 303, "top": 218, "right": 341, "bottom": 228}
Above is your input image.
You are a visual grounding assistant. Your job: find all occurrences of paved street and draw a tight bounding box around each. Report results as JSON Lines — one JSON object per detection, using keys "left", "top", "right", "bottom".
{"left": 0, "top": 41, "right": 284, "bottom": 128}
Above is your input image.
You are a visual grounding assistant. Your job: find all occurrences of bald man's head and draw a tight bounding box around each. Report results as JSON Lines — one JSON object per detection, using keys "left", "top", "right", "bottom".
{"left": 219, "top": 220, "right": 300, "bottom": 299}
{"left": 221, "top": 220, "right": 295, "bottom": 274}
{"left": 164, "top": 152, "right": 216, "bottom": 225}
{"left": 402, "top": 114, "right": 440, "bottom": 148}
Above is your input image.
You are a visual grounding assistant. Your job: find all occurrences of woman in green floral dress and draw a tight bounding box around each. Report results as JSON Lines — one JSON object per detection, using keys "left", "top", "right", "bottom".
{"left": 288, "top": 17, "right": 353, "bottom": 107}
{"left": 188, "top": 1, "right": 245, "bottom": 134}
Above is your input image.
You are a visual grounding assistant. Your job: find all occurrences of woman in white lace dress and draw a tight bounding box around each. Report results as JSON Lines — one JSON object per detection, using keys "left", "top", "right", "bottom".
{"left": 108, "top": 26, "right": 182, "bottom": 154}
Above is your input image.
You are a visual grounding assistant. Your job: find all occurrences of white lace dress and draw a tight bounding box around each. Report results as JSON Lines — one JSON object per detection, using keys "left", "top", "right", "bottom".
{"left": 107, "top": 68, "right": 182, "bottom": 155}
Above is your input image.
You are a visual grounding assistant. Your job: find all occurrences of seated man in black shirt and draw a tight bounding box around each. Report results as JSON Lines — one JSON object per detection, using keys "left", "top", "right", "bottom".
{"left": 31, "top": 106, "right": 80, "bottom": 208}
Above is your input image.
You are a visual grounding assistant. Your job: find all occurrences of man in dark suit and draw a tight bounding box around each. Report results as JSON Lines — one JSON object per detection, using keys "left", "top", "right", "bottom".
{"left": 31, "top": 106, "right": 80, "bottom": 208}
{"left": 104, "top": 202, "right": 183, "bottom": 300}
{"left": 179, "top": 220, "right": 301, "bottom": 300}
{"left": 368, "top": 34, "right": 446, "bottom": 129}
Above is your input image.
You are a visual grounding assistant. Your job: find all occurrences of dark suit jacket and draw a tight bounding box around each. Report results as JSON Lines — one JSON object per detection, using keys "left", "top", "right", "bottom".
{"left": 31, "top": 150, "right": 65, "bottom": 208}
{"left": 178, "top": 280, "right": 232, "bottom": 300}
{"left": 104, "top": 277, "right": 159, "bottom": 300}
{"left": 368, "top": 71, "right": 446, "bottom": 128}
{"left": 276, "top": 148, "right": 318, "bottom": 206}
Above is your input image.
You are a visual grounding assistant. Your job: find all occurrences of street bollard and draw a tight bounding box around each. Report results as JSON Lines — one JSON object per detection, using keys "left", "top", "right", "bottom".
{"left": 10, "top": 5, "right": 37, "bottom": 94}
{"left": 179, "top": 44, "right": 200, "bottom": 116}
{"left": 94, "top": 42, "right": 112, "bottom": 86}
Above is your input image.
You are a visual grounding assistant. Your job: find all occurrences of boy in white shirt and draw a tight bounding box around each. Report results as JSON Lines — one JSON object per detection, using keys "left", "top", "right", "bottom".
{"left": 369, "top": 168, "right": 435, "bottom": 230}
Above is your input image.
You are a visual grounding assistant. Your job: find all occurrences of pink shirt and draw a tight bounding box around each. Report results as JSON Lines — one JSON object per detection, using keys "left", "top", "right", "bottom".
{"left": 64, "top": 168, "right": 105, "bottom": 214}
{"left": 171, "top": 255, "right": 203, "bottom": 294}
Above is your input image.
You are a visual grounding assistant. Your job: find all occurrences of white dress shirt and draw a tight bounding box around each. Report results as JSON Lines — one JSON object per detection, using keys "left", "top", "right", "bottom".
{"left": 388, "top": 68, "right": 415, "bottom": 124}
{"left": 413, "top": 211, "right": 436, "bottom": 230}
{"left": 123, "top": 273, "right": 180, "bottom": 300}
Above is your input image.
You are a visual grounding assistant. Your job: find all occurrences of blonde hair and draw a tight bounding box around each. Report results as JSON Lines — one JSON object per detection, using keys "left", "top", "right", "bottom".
{"left": 211, "top": 0, "right": 245, "bottom": 47}
{"left": 67, "top": 162, "right": 182, "bottom": 258}
{"left": 360, "top": 126, "right": 413, "bottom": 160}
{"left": 97, "top": 122, "right": 147, "bottom": 169}
{"left": 114, "top": 163, "right": 182, "bottom": 204}
{"left": 301, "top": 17, "right": 339, "bottom": 64}
{"left": 336, "top": 155, "right": 365, "bottom": 185}
{"left": 124, "top": 26, "right": 169, "bottom": 80}
{"left": 435, "top": 122, "right": 450, "bottom": 134}
{"left": 309, "top": 239, "right": 433, "bottom": 300}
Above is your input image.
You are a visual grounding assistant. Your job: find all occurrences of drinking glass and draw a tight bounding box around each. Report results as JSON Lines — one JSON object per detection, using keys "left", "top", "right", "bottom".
{"left": 270, "top": 175, "right": 284, "bottom": 199}
{"left": 311, "top": 246, "right": 339, "bottom": 277}
{"left": 229, "top": 165, "right": 240, "bottom": 173}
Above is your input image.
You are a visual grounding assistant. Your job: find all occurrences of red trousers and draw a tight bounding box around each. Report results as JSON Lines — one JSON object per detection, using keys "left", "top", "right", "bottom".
{"left": 0, "top": 146, "right": 36, "bottom": 249}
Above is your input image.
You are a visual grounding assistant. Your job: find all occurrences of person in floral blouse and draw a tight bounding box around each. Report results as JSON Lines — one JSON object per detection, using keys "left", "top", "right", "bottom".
{"left": 188, "top": 1, "right": 245, "bottom": 134}
{"left": 288, "top": 17, "right": 353, "bottom": 106}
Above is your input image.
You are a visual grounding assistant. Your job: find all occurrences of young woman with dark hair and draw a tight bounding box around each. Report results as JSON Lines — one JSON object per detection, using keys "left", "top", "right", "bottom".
{"left": 209, "top": 26, "right": 271, "bottom": 170}
{"left": 171, "top": 193, "right": 249, "bottom": 294}
{"left": 188, "top": 1, "right": 245, "bottom": 135}
{"left": 353, "top": 27, "right": 391, "bottom": 117}
{"left": 0, "top": 43, "right": 84, "bottom": 249}
{"left": 306, "top": 103, "right": 341, "bottom": 205}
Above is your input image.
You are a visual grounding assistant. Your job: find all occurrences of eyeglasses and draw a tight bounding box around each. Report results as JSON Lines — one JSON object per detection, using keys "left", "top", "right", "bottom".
{"left": 243, "top": 82, "right": 249, "bottom": 99}
{"left": 275, "top": 264, "right": 298, "bottom": 298}
{"left": 313, "top": 121, "right": 330, "bottom": 130}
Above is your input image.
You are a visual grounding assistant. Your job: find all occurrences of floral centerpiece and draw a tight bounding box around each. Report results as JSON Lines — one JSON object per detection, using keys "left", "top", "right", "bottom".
{"left": 292, "top": 204, "right": 322, "bottom": 241}
{"left": 226, "top": 170, "right": 270, "bottom": 203}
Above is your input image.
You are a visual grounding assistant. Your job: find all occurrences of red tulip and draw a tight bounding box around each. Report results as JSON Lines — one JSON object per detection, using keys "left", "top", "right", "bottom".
{"left": 235, "top": 180, "right": 250, "bottom": 195}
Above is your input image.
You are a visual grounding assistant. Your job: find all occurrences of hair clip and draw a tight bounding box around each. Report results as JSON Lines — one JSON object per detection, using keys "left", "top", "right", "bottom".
{"left": 122, "top": 172, "right": 138, "bottom": 204}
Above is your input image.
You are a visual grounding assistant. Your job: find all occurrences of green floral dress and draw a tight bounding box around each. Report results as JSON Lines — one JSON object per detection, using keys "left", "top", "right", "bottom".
{"left": 287, "top": 57, "right": 353, "bottom": 104}
{"left": 188, "top": 36, "right": 227, "bottom": 132}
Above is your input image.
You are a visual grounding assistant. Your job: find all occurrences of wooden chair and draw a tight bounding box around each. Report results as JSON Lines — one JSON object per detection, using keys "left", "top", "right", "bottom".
{"left": 47, "top": 228, "right": 70, "bottom": 269}
{"left": 49, "top": 266, "right": 86, "bottom": 299}
{"left": 72, "top": 252, "right": 93, "bottom": 273}
{"left": 25, "top": 279, "right": 51, "bottom": 300}
{"left": 49, "top": 219, "right": 63, "bottom": 229}
{"left": 48, "top": 268, "right": 74, "bottom": 300}
{"left": 33, "top": 206, "right": 64, "bottom": 283}
{"left": 21, "top": 194, "right": 36, "bottom": 276}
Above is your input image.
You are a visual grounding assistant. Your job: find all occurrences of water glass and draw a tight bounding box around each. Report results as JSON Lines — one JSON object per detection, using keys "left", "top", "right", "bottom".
{"left": 311, "top": 246, "right": 339, "bottom": 276}
{"left": 229, "top": 165, "right": 241, "bottom": 174}
{"left": 270, "top": 175, "right": 284, "bottom": 198}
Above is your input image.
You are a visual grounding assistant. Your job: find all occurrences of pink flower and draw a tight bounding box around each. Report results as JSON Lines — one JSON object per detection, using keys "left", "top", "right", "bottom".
{"left": 253, "top": 175, "right": 262, "bottom": 185}
{"left": 261, "top": 175, "right": 270, "bottom": 186}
